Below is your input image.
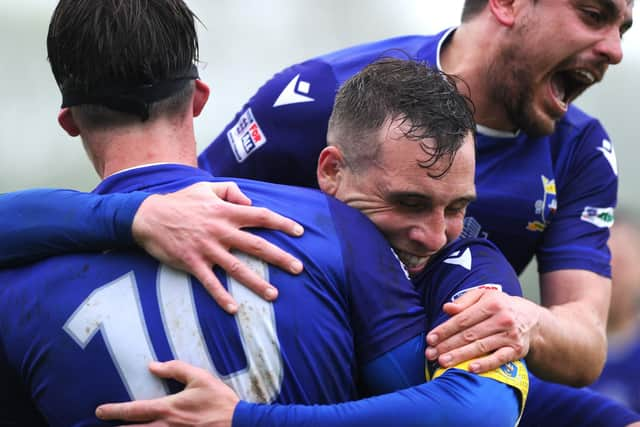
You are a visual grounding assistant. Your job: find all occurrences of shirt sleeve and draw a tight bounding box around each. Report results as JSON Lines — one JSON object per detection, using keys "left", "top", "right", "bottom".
{"left": 358, "top": 334, "right": 426, "bottom": 396}
{"left": 417, "top": 238, "right": 529, "bottom": 416}
{"left": 232, "top": 369, "right": 520, "bottom": 427}
{"left": 420, "top": 238, "right": 524, "bottom": 330}
{"left": 537, "top": 119, "right": 617, "bottom": 277}
{"left": 197, "top": 59, "right": 339, "bottom": 188}
{"left": 0, "top": 189, "right": 147, "bottom": 266}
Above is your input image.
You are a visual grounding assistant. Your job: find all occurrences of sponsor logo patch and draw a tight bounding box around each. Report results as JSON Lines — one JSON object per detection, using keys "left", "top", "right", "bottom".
{"left": 451, "top": 284, "right": 502, "bottom": 302}
{"left": 580, "top": 206, "right": 614, "bottom": 228}
{"left": 526, "top": 175, "right": 557, "bottom": 232}
{"left": 227, "top": 108, "right": 267, "bottom": 162}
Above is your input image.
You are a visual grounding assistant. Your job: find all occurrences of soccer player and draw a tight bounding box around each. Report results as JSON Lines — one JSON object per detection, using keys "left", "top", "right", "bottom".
{"left": 1, "top": 2, "right": 633, "bottom": 386}
{"left": 0, "top": 1, "right": 525, "bottom": 426}
{"left": 91, "top": 56, "right": 639, "bottom": 427}
{"left": 188, "top": 0, "right": 634, "bottom": 386}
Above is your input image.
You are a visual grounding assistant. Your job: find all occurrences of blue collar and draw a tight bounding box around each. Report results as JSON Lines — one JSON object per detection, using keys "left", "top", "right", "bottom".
{"left": 93, "top": 163, "right": 214, "bottom": 194}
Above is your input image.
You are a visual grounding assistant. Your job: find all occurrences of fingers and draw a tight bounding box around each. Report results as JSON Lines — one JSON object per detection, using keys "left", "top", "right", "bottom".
{"left": 465, "top": 347, "right": 520, "bottom": 374}
{"left": 131, "top": 181, "right": 307, "bottom": 313}
{"left": 228, "top": 228, "right": 304, "bottom": 275}
{"left": 428, "top": 329, "right": 526, "bottom": 369}
{"left": 441, "top": 288, "right": 486, "bottom": 314}
{"left": 197, "top": 245, "right": 278, "bottom": 303}
{"left": 97, "top": 361, "right": 227, "bottom": 425}
{"left": 148, "top": 360, "right": 204, "bottom": 385}
{"left": 96, "top": 399, "right": 166, "bottom": 422}
{"left": 427, "top": 290, "right": 509, "bottom": 348}
{"left": 427, "top": 304, "right": 493, "bottom": 350}
{"left": 425, "top": 318, "right": 502, "bottom": 362}
{"left": 211, "top": 181, "right": 252, "bottom": 206}
{"left": 189, "top": 259, "right": 239, "bottom": 314}
{"left": 230, "top": 203, "right": 305, "bottom": 239}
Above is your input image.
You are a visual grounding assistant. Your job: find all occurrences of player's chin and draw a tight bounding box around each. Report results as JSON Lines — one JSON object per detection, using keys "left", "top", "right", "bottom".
{"left": 520, "top": 107, "right": 559, "bottom": 138}
{"left": 405, "top": 259, "right": 429, "bottom": 277}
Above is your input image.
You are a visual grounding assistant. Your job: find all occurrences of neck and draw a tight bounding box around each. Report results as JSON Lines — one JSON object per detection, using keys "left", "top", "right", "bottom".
{"left": 440, "top": 19, "right": 516, "bottom": 131}
{"left": 82, "top": 115, "right": 198, "bottom": 179}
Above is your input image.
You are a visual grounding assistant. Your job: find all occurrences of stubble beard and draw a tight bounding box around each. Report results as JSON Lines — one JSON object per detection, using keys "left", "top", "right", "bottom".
{"left": 487, "top": 43, "right": 557, "bottom": 138}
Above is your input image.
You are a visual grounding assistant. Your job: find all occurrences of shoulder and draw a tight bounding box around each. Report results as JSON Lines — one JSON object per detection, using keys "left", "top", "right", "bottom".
{"left": 415, "top": 237, "right": 522, "bottom": 303}
{"left": 553, "top": 105, "right": 610, "bottom": 148}
{"left": 316, "top": 32, "right": 445, "bottom": 85}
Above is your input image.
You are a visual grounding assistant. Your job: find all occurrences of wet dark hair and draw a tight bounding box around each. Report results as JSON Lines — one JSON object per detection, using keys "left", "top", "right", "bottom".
{"left": 327, "top": 57, "right": 475, "bottom": 178}
{"left": 47, "top": 0, "right": 200, "bottom": 125}
{"left": 461, "top": 0, "right": 488, "bottom": 22}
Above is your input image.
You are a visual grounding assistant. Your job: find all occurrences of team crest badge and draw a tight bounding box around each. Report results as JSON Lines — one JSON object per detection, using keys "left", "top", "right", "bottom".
{"left": 526, "top": 175, "right": 557, "bottom": 232}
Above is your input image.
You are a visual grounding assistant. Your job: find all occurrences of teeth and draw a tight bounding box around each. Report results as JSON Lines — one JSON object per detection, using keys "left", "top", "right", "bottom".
{"left": 573, "top": 69, "right": 595, "bottom": 84}
{"left": 395, "top": 250, "right": 428, "bottom": 268}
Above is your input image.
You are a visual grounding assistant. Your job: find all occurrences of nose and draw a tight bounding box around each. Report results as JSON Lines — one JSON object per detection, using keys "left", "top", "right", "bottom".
{"left": 596, "top": 27, "right": 624, "bottom": 65}
{"left": 408, "top": 213, "right": 449, "bottom": 253}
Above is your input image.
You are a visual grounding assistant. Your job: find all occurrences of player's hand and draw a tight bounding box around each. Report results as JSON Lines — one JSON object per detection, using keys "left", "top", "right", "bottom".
{"left": 425, "top": 289, "right": 541, "bottom": 373}
{"left": 95, "top": 360, "right": 238, "bottom": 427}
{"left": 132, "top": 181, "right": 304, "bottom": 313}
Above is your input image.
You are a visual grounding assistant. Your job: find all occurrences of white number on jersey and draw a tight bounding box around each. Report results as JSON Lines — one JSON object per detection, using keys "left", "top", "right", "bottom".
{"left": 64, "top": 253, "right": 283, "bottom": 402}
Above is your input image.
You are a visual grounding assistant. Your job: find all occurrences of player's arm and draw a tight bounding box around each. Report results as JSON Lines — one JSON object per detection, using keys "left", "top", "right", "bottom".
{"left": 525, "top": 270, "right": 609, "bottom": 384}
{"left": 425, "top": 261, "right": 610, "bottom": 387}
{"left": 426, "top": 123, "right": 617, "bottom": 386}
{"left": 96, "top": 345, "right": 521, "bottom": 427}
{"left": 0, "top": 188, "right": 146, "bottom": 265}
{"left": 0, "top": 182, "right": 304, "bottom": 313}
{"left": 96, "top": 238, "right": 524, "bottom": 426}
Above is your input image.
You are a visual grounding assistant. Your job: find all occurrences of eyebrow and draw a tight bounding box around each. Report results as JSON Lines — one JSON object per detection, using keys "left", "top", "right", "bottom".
{"left": 390, "top": 192, "right": 478, "bottom": 205}
{"left": 454, "top": 194, "right": 478, "bottom": 205}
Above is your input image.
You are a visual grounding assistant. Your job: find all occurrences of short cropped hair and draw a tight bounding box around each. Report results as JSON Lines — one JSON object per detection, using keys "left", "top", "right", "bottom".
{"left": 47, "top": 0, "right": 200, "bottom": 127}
{"left": 461, "top": 0, "right": 489, "bottom": 22}
{"left": 327, "top": 58, "right": 475, "bottom": 178}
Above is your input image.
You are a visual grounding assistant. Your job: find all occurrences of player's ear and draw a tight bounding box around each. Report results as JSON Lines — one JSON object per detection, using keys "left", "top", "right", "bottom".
{"left": 57, "top": 108, "right": 81, "bottom": 137}
{"left": 193, "top": 80, "right": 210, "bottom": 117}
{"left": 488, "top": 0, "right": 517, "bottom": 27}
{"left": 317, "top": 146, "right": 346, "bottom": 196}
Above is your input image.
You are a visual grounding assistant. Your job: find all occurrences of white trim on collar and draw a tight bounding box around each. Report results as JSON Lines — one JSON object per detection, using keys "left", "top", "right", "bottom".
{"left": 436, "top": 27, "right": 457, "bottom": 71}
{"left": 106, "top": 162, "right": 174, "bottom": 178}
{"left": 476, "top": 124, "right": 520, "bottom": 138}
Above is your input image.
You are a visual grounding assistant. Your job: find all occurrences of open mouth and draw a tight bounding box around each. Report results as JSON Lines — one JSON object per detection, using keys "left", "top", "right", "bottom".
{"left": 550, "top": 68, "right": 598, "bottom": 111}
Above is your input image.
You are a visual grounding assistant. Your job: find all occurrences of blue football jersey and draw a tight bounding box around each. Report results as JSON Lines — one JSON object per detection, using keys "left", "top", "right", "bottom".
{"left": 199, "top": 27, "right": 617, "bottom": 277}
{"left": 0, "top": 164, "right": 425, "bottom": 426}
{"left": 413, "top": 238, "right": 638, "bottom": 427}
{"left": 414, "top": 238, "right": 529, "bottom": 404}
{"left": 415, "top": 237, "right": 523, "bottom": 330}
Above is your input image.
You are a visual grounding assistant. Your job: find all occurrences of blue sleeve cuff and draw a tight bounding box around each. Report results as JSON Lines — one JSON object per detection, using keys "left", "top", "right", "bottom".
{"left": 0, "top": 189, "right": 150, "bottom": 266}
{"left": 108, "top": 191, "right": 149, "bottom": 245}
{"left": 231, "top": 370, "right": 519, "bottom": 427}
